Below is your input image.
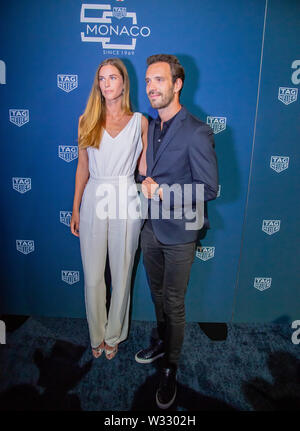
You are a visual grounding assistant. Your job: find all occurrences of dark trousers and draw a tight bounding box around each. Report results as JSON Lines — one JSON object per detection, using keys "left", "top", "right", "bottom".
{"left": 141, "top": 220, "right": 196, "bottom": 367}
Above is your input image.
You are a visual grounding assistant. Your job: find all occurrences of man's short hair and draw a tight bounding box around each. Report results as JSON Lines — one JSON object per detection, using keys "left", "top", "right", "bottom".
{"left": 147, "top": 54, "right": 185, "bottom": 91}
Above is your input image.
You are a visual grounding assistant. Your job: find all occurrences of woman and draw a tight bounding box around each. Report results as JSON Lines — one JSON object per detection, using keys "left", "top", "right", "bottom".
{"left": 70, "top": 58, "right": 147, "bottom": 360}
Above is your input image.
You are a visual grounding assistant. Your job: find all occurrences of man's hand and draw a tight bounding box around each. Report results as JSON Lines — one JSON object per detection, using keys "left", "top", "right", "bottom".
{"left": 141, "top": 177, "right": 163, "bottom": 200}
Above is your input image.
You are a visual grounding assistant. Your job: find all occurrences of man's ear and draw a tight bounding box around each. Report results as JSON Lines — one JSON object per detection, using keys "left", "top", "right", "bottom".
{"left": 174, "top": 78, "right": 183, "bottom": 94}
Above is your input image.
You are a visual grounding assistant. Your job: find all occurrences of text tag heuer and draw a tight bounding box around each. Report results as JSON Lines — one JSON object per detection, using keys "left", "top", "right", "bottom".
{"left": 57, "top": 74, "right": 78, "bottom": 93}
{"left": 254, "top": 277, "right": 272, "bottom": 291}
{"left": 58, "top": 146, "right": 78, "bottom": 162}
{"left": 62, "top": 270, "right": 80, "bottom": 285}
{"left": 196, "top": 246, "right": 215, "bottom": 261}
{"left": 262, "top": 220, "right": 281, "bottom": 235}
{"left": 9, "top": 109, "right": 29, "bottom": 127}
{"left": 206, "top": 116, "right": 226, "bottom": 134}
{"left": 12, "top": 177, "right": 31, "bottom": 194}
{"left": 16, "top": 240, "right": 35, "bottom": 255}
{"left": 60, "top": 211, "right": 72, "bottom": 227}
{"left": 278, "top": 87, "right": 298, "bottom": 105}
{"left": 113, "top": 7, "right": 127, "bottom": 19}
{"left": 270, "top": 156, "right": 289, "bottom": 173}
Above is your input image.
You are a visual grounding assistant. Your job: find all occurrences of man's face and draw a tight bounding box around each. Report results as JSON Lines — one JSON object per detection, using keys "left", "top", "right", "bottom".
{"left": 145, "top": 62, "right": 176, "bottom": 109}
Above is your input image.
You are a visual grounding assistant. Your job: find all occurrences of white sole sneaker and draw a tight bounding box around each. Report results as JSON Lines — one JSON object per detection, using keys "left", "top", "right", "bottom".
{"left": 135, "top": 350, "right": 165, "bottom": 364}
{"left": 156, "top": 385, "right": 177, "bottom": 409}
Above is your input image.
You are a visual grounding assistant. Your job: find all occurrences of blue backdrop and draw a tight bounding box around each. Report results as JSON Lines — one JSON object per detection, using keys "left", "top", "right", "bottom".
{"left": 0, "top": 0, "right": 299, "bottom": 322}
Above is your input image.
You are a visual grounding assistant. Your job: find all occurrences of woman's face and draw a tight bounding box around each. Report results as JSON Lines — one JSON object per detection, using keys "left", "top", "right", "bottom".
{"left": 98, "top": 64, "right": 124, "bottom": 102}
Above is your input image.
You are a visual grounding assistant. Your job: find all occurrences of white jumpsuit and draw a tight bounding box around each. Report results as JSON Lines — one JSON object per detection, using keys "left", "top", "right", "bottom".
{"left": 79, "top": 112, "right": 143, "bottom": 348}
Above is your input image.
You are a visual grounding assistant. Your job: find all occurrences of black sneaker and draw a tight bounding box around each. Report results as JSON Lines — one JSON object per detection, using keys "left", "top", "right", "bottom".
{"left": 156, "top": 366, "right": 177, "bottom": 409}
{"left": 135, "top": 339, "right": 165, "bottom": 364}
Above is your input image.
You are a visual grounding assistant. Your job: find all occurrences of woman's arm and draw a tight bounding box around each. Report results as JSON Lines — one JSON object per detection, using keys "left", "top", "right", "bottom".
{"left": 137, "top": 115, "right": 148, "bottom": 176}
{"left": 70, "top": 117, "right": 89, "bottom": 237}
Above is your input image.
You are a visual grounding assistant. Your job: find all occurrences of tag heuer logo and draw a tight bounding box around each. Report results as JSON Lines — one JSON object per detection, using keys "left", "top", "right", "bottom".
{"left": 16, "top": 240, "right": 35, "bottom": 255}
{"left": 278, "top": 87, "right": 298, "bottom": 105}
{"left": 206, "top": 116, "right": 226, "bottom": 134}
{"left": 112, "top": 7, "right": 127, "bottom": 19}
{"left": 262, "top": 220, "right": 281, "bottom": 235}
{"left": 270, "top": 156, "right": 289, "bottom": 173}
{"left": 196, "top": 246, "right": 215, "bottom": 261}
{"left": 12, "top": 177, "right": 31, "bottom": 194}
{"left": 62, "top": 270, "right": 80, "bottom": 285}
{"left": 58, "top": 146, "right": 78, "bottom": 162}
{"left": 57, "top": 74, "right": 78, "bottom": 93}
{"left": 254, "top": 277, "right": 272, "bottom": 291}
{"left": 9, "top": 109, "right": 29, "bottom": 127}
{"left": 60, "top": 211, "right": 72, "bottom": 227}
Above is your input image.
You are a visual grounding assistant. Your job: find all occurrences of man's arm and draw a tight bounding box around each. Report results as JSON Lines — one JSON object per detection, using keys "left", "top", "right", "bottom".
{"left": 188, "top": 125, "right": 219, "bottom": 203}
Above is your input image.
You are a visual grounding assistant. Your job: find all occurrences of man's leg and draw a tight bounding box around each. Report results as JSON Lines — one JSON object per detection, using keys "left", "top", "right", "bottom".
{"left": 154, "top": 240, "right": 195, "bottom": 409}
{"left": 136, "top": 220, "right": 166, "bottom": 363}
{"left": 162, "top": 241, "right": 196, "bottom": 367}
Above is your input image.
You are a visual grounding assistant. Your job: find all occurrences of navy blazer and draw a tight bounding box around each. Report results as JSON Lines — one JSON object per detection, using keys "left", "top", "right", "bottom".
{"left": 140, "top": 105, "right": 218, "bottom": 245}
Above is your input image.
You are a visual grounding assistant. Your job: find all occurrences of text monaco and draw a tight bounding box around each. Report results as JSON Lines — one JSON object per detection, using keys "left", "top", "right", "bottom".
{"left": 85, "top": 24, "right": 150, "bottom": 38}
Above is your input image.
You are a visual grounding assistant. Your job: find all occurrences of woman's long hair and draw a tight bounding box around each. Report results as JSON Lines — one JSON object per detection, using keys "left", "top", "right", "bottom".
{"left": 78, "top": 58, "right": 132, "bottom": 149}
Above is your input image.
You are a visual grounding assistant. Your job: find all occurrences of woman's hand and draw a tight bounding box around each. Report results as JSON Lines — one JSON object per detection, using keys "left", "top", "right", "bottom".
{"left": 70, "top": 211, "right": 80, "bottom": 237}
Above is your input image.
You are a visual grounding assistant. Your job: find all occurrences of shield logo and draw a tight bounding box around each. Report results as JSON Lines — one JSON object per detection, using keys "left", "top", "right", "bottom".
{"left": 62, "top": 270, "right": 80, "bottom": 285}
{"left": 9, "top": 109, "right": 29, "bottom": 127}
{"left": 254, "top": 277, "right": 272, "bottom": 291}
{"left": 60, "top": 211, "right": 72, "bottom": 227}
{"left": 206, "top": 116, "right": 226, "bottom": 134}
{"left": 113, "top": 7, "right": 127, "bottom": 19}
{"left": 16, "top": 240, "right": 35, "bottom": 255}
{"left": 270, "top": 156, "right": 289, "bottom": 173}
{"left": 58, "top": 146, "right": 78, "bottom": 162}
{"left": 196, "top": 246, "right": 215, "bottom": 261}
{"left": 57, "top": 74, "right": 78, "bottom": 93}
{"left": 278, "top": 87, "right": 298, "bottom": 105}
{"left": 12, "top": 177, "right": 31, "bottom": 194}
{"left": 262, "top": 220, "right": 281, "bottom": 235}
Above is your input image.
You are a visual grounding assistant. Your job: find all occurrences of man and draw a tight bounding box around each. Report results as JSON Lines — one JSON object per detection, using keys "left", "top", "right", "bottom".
{"left": 135, "top": 54, "right": 218, "bottom": 409}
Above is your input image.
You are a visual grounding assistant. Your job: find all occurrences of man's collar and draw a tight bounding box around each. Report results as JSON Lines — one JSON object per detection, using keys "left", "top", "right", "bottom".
{"left": 156, "top": 105, "right": 183, "bottom": 125}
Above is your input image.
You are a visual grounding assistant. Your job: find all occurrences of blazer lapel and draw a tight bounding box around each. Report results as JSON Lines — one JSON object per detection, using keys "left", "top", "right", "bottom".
{"left": 146, "top": 118, "right": 155, "bottom": 175}
{"left": 152, "top": 106, "right": 187, "bottom": 172}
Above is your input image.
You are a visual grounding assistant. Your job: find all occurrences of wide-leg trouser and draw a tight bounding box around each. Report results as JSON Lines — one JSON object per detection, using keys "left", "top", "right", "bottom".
{"left": 141, "top": 220, "right": 196, "bottom": 367}
{"left": 79, "top": 175, "right": 141, "bottom": 348}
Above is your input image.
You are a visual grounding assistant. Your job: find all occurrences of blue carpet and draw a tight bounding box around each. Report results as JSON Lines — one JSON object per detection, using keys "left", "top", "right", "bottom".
{"left": 0, "top": 316, "right": 299, "bottom": 411}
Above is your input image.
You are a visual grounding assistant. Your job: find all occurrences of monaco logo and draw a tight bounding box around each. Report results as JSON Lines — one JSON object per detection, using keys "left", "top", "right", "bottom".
{"left": 254, "top": 277, "right": 272, "bottom": 292}
{"left": 270, "top": 156, "right": 289, "bottom": 173}
{"left": 16, "top": 240, "right": 35, "bottom": 255}
{"left": 58, "top": 145, "right": 78, "bottom": 162}
{"left": 196, "top": 246, "right": 215, "bottom": 261}
{"left": 278, "top": 87, "right": 298, "bottom": 105}
{"left": 206, "top": 116, "right": 226, "bottom": 134}
{"left": 60, "top": 211, "right": 72, "bottom": 227}
{"left": 57, "top": 74, "right": 78, "bottom": 93}
{"left": 9, "top": 109, "right": 29, "bottom": 127}
{"left": 80, "top": 3, "right": 151, "bottom": 51}
{"left": 62, "top": 270, "right": 80, "bottom": 285}
{"left": 12, "top": 177, "right": 31, "bottom": 194}
{"left": 262, "top": 220, "right": 281, "bottom": 235}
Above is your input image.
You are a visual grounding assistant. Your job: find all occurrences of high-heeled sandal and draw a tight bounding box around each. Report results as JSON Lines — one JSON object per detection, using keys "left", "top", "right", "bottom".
{"left": 92, "top": 341, "right": 105, "bottom": 358}
{"left": 105, "top": 343, "right": 118, "bottom": 360}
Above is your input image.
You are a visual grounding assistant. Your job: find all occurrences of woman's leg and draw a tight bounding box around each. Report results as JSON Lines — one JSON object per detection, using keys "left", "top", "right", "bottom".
{"left": 79, "top": 213, "right": 108, "bottom": 350}
{"left": 105, "top": 216, "right": 141, "bottom": 348}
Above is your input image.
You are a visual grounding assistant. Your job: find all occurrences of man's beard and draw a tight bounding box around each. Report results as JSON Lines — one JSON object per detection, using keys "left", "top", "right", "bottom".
{"left": 148, "top": 87, "right": 175, "bottom": 109}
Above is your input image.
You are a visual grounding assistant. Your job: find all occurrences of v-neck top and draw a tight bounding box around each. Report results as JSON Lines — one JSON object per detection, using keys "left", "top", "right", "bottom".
{"left": 86, "top": 112, "right": 142, "bottom": 178}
